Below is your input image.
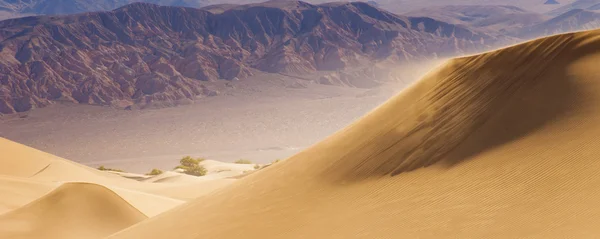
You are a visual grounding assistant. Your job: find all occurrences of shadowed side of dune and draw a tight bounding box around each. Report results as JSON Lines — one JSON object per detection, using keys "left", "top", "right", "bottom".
{"left": 0, "top": 182, "right": 147, "bottom": 239}
{"left": 317, "top": 33, "right": 590, "bottom": 180}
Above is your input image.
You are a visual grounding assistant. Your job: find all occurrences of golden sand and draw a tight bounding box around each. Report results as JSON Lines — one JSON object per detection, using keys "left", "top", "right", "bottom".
{"left": 0, "top": 183, "right": 146, "bottom": 239}
{"left": 0, "top": 138, "right": 244, "bottom": 238}
{"left": 108, "top": 30, "right": 600, "bottom": 238}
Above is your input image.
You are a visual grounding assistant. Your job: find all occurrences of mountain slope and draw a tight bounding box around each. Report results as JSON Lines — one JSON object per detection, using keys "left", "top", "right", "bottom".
{"left": 0, "top": 0, "right": 580, "bottom": 19}
{"left": 0, "top": 1, "right": 499, "bottom": 114}
{"left": 0, "top": 0, "right": 208, "bottom": 17}
{"left": 547, "top": 0, "right": 600, "bottom": 15}
{"left": 370, "top": 0, "right": 577, "bottom": 14}
{"left": 518, "top": 8, "right": 600, "bottom": 39}
{"left": 109, "top": 29, "right": 600, "bottom": 238}
{"left": 406, "top": 5, "right": 548, "bottom": 35}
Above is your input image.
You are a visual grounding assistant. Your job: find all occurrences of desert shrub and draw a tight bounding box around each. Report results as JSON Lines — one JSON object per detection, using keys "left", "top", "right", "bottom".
{"left": 174, "top": 156, "right": 207, "bottom": 176}
{"left": 182, "top": 165, "right": 207, "bottom": 176}
{"left": 180, "top": 156, "right": 204, "bottom": 167}
{"left": 234, "top": 159, "right": 253, "bottom": 164}
{"left": 97, "top": 165, "right": 124, "bottom": 172}
{"left": 146, "top": 168, "right": 163, "bottom": 176}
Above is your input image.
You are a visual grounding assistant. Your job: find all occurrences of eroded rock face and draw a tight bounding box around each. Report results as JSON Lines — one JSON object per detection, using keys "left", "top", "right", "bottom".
{"left": 0, "top": 1, "right": 502, "bottom": 113}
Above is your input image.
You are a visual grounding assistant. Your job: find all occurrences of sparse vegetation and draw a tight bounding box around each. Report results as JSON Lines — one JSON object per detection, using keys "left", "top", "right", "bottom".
{"left": 174, "top": 156, "right": 207, "bottom": 176}
{"left": 272, "top": 159, "right": 281, "bottom": 164}
{"left": 254, "top": 164, "right": 261, "bottom": 170}
{"left": 146, "top": 168, "right": 163, "bottom": 176}
{"left": 234, "top": 159, "right": 253, "bottom": 164}
{"left": 97, "top": 165, "right": 124, "bottom": 172}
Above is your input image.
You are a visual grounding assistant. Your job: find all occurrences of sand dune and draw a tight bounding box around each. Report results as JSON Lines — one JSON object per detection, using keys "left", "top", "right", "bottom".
{"left": 0, "top": 138, "right": 133, "bottom": 184}
{"left": 0, "top": 183, "right": 146, "bottom": 239}
{"left": 0, "top": 137, "right": 252, "bottom": 232}
{"left": 106, "top": 186, "right": 183, "bottom": 217}
{"left": 139, "top": 170, "right": 239, "bottom": 200}
{"left": 142, "top": 171, "right": 203, "bottom": 184}
{"left": 142, "top": 160, "right": 255, "bottom": 184}
{"left": 0, "top": 136, "right": 267, "bottom": 239}
{"left": 108, "top": 29, "right": 600, "bottom": 238}
{"left": 0, "top": 176, "right": 56, "bottom": 214}
{"left": 143, "top": 178, "right": 237, "bottom": 200}
{"left": 0, "top": 137, "right": 70, "bottom": 178}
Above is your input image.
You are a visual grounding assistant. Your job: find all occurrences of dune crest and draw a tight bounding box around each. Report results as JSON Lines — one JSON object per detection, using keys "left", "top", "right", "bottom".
{"left": 108, "top": 29, "right": 600, "bottom": 238}
{"left": 0, "top": 182, "right": 146, "bottom": 239}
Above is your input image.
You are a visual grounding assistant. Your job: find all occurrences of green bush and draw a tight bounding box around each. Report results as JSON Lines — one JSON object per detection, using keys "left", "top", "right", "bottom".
{"left": 174, "top": 156, "right": 207, "bottom": 176}
{"left": 146, "top": 168, "right": 163, "bottom": 176}
{"left": 253, "top": 164, "right": 260, "bottom": 170}
{"left": 180, "top": 156, "right": 204, "bottom": 167}
{"left": 97, "top": 165, "right": 124, "bottom": 172}
{"left": 234, "top": 159, "right": 253, "bottom": 164}
{"left": 182, "top": 165, "right": 207, "bottom": 176}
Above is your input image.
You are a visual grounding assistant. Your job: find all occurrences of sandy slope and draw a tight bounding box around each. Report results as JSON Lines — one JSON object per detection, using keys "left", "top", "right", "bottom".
{"left": 109, "top": 29, "right": 600, "bottom": 238}
{"left": 0, "top": 183, "right": 146, "bottom": 239}
{"left": 0, "top": 138, "right": 135, "bottom": 184}
{"left": 0, "top": 137, "right": 252, "bottom": 238}
{"left": 143, "top": 178, "right": 237, "bottom": 200}
{"left": 0, "top": 137, "right": 186, "bottom": 215}
{"left": 0, "top": 176, "right": 55, "bottom": 214}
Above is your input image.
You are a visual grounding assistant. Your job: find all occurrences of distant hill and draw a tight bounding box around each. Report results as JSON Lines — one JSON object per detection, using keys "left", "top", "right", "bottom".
{"left": 406, "top": 5, "right": 548, "bottom": 35}
{"left": 518, "top": 8, "right": 600, "bottom": 38}
{"left": 547, "top": 0, "right": 600, "bottom": 15}
{"left": 374, "top": 0, "right": 576, "bottom": 14}
{"left": 0, "top": 0, "right": 208, "bottom": 19}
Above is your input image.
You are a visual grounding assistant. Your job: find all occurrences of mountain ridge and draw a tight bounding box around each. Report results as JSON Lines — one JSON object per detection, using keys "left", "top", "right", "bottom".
{"left": 0, "top": 1, "right": 501, "bottom": 114}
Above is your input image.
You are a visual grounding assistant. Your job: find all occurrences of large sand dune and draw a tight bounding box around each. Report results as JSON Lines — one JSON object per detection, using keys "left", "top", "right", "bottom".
{"left": 108, "top": 29, "right": 600, "bottom": 238}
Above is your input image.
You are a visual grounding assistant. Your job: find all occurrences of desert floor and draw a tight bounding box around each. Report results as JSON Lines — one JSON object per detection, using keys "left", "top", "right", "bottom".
{"left": 0, "top": 78, "right": 410, "bottom": 173}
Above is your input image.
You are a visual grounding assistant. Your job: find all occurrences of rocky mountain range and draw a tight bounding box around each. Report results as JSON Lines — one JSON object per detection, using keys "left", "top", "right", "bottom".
{"left": 4, "top": 0, "right": 600, "bottom": 114}
{"left": 0, "top": 1, "right": 505, "bottom": 114}
{"left": 406, "top": 5, "right": 549, "bottom": 37}
{"left": 407, "top": 3, "right": 600, "bottom": 39}
{"left": 0, "top": 0, "right": 582, "bottom": 21}
{"left": 0, "top": 0, "right": 207, "bottom": 16}
{"left": 547, "top": 0, "right": 600, "bottom": 15}
{"left": 518, "top": 8, "right": 600, "bottom": 38}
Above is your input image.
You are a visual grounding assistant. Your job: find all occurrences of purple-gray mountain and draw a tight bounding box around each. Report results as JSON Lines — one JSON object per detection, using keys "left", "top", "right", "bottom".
{"left": 0, "top": 1, "right": 502, "bottom": 114}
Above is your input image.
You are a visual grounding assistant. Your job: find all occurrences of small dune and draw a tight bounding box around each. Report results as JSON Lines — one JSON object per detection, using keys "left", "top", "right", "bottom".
{"left": 0, "top": 183, "right": 146, "bottom": 239}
